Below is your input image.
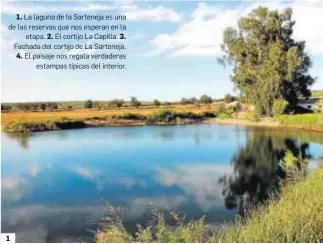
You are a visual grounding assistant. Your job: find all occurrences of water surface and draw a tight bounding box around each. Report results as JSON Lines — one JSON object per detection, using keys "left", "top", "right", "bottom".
{"left": 1, "top": 124, "right": 322, "bottom": 242}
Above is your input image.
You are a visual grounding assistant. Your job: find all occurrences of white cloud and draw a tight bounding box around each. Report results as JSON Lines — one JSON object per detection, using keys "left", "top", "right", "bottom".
{"left": 2, "top": 205, "right": 106, "bottom": 242}
{"left": 1, "top": 24, "right": 16, "bottom": 52}
{"left": 1, "top": 1, "right": 182, "bottom": 23}
{"left": 156, "top": 164, "right": 233, "bottom": 211}
{"left": 120, "top": 4, "right": 183, "bottom": 22}
{"left": 1, "top": 37, "right": 16, "bottom": 51}
{"left": 2, "top": 177, "right": 21, "bottom": 190}
{"left": 291, "top": 1, "right": 323, "bottom": 55}
{"left": 145, "top": 1, "right": 323, "bottom": 57}
{"left": 1, "top": 177, "right": 27, "bottom": 203}
{"left": 74, "top": 167, "right": 94, "bottom": 180}
{"left": 1, "top": 2, "right": 117, "bottom": 15}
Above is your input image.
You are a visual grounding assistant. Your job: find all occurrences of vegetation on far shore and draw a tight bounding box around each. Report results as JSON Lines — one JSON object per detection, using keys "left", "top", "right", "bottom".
{"left": 312, "top": 89, "right": 323, "bottom": 97}
{"left": 2, "top": 100, "right": 323, "bottom": 132}
{"left": 96, "top": 164, "right": 323, "bottom": 243}
{"left": 2, "top": 109, "right": 216, "bottom": 132}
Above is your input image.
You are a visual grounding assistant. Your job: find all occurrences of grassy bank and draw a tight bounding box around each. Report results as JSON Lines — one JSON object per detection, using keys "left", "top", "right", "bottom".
{"left": 96, "top": 165, "right": 323, "bottom": 243}
{"left": 2, "top": 110, "right": 216, "bottom": 132}
{"left": 211, "top": 113, "right": 323, "bottom": 132}
{"left": 3, "top": 118, "right": 87, "bottom": 132}
{"left": 277, "top": 113, "right": 323, "bottom": 131}
{"left": 2, "top": 104, "right": 323, "bottom": 133}
{"left": 214, "top": 165, "right": 323, "bottom": 242}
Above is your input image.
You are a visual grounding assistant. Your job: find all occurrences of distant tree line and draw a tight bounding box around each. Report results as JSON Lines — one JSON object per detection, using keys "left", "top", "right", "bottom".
{"left": 1, "top": 102, "right": 58, "bottom": 112}
{"left": 82, "top": 97, "right": 168, "bottom": 109}
{"left": 180, "top": 95, "right": 214, "bottom": 105}
{"left": 1, "top": 94, "right": 234, "bottom": 112}
{"left": 179, "top": 94, "right": 237, "bottom": 105}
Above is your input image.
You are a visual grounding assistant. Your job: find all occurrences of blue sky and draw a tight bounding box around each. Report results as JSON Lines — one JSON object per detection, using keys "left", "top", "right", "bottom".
{"left": 1, "top": 0, "right": 323, "bottom": 102}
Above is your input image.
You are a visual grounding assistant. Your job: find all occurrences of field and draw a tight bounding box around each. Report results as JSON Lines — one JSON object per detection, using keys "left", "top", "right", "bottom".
{"left": 2, "top": 101, "right": 323, "bottom": 133}
{"left": 311, "top": 89, "right": 323, "bottom": 97}
{"left": 1, "top": 104, "right": 217, "bottom": 129}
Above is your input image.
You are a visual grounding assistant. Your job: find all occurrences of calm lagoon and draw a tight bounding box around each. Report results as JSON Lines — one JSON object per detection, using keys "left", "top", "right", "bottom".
{"left": 1, "top": 124, "right": 322, "bottom": 242}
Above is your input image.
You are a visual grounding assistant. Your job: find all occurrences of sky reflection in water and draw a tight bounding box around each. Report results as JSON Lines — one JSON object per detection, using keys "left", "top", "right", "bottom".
{"left": 1, "top": 124, "right": 322, "bottom": 242}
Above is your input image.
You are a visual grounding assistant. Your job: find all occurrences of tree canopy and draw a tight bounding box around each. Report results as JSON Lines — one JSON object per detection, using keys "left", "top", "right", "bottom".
{"left": 130, "top": 97, "right": 141, "bottom": 108}
{"left": 153, "top": 99, "right": 161, "bottom": 107}
{"left": 221, "top": 6, "right": 315, "bottom": 115}
{"left": 84, "top": 100, "right": 93, "bottom": 109}
{"left": 200, "top": 94, "right": 213, "bottom": 104}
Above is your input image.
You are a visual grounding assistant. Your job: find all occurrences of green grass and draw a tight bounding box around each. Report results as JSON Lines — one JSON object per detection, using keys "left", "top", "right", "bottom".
{"left": 213, "top": 165, "right": 323, "bottom": 242}
{"left": 96, "top": 166, "right": 323, "bottom": 243}
{"left": 311, "top": 89, "right": 323, "bottom": 97}
{"left": 217, "top": 113, "right": 231, "bottom": 119}
{"left": 278, "top": 113, "right": 323, "bottom": 131}
{"left": 246, "top": 111, "right": 261, "bottom": 122}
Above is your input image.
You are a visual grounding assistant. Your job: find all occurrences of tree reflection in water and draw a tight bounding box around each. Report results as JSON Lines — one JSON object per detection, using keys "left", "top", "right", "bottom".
{"left": 219, "top": 135, "right": 311, "bottom": 215}
{"left": 6, "top": 132, "right": 31, "bottom": 149}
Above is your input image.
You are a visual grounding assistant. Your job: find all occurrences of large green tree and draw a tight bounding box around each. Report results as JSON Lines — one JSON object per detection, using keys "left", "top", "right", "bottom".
{"left": 220, "top": 7, "right": 315, "bottom": 115}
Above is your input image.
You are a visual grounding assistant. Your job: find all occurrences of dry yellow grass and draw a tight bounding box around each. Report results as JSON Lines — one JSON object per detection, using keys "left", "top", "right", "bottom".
{"left": 1, "top": 105, "right": 215, "bottom": 127}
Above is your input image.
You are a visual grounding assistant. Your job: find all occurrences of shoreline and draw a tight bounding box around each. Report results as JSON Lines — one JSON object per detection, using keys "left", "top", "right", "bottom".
{"left": 2, "top": 116, "right": 323, "bottom": 133}
{"left": 208, "top": 118, "right": 323, "bottom": 133}
{"left": 207, "top": 118, "right": 281, "bottom": 128}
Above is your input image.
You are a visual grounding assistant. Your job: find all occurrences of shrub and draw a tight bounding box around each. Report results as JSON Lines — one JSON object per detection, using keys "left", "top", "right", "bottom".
{"left": 153, "top": 99, "right": 161, "bottom": 107}
{"left": 224, "top": 94, "right": 236, "bottom": 103}
{"left": 218, "top": 113, "right": 231, "bottom": 119}
{"left": 84, "top": 100, "right": 93, "bottom": 109}
{"left": 199, "top": 94, "right": 213, "bottom": 104}
{"left": 153, "top": 110, "right": 175, "bottom": 122}
{"left": 279, "top": 150, "right": 309, "bottom": 182}
{"left": 40, "top": 103, "right": 47, "bottom": 111}
{"left": 231, "top": 102, "right": 241, "bottom": 117}
{"left": 201, "top": 112, "right": 216, "bottom": 118}
{"left": 145, "top": 110, "right": 205, "bottom": 124}
{"left": 180, "top": 98, "right": 191, "bottom": 105}
{"left": 130, "top": 97, "right": 141, "bottom": 108}
{"left": 273, "top": 99, "right": 288, "bottom": 117}
{"left": 93, "top": 101, "right": 102, "bottom": 109}
{"left": 1, "top": 104, "right": 13, "bottom": 111}
{"left": 112, "top": 113, "right": 146, "bottom": 121}
{"left": 315, "top": 99, "right": 323, "bottom": 113}
{"left": 247, "top": 111, "right": 261, "bottom": 122}
{"left": 216, "top": 103, "right": 226, "bottom": 114}
{"left": 109, "top": 99, "right": 125, "bottom": 108}
{"left": 46, "top": 102, "right": 58, "bottom": 110}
